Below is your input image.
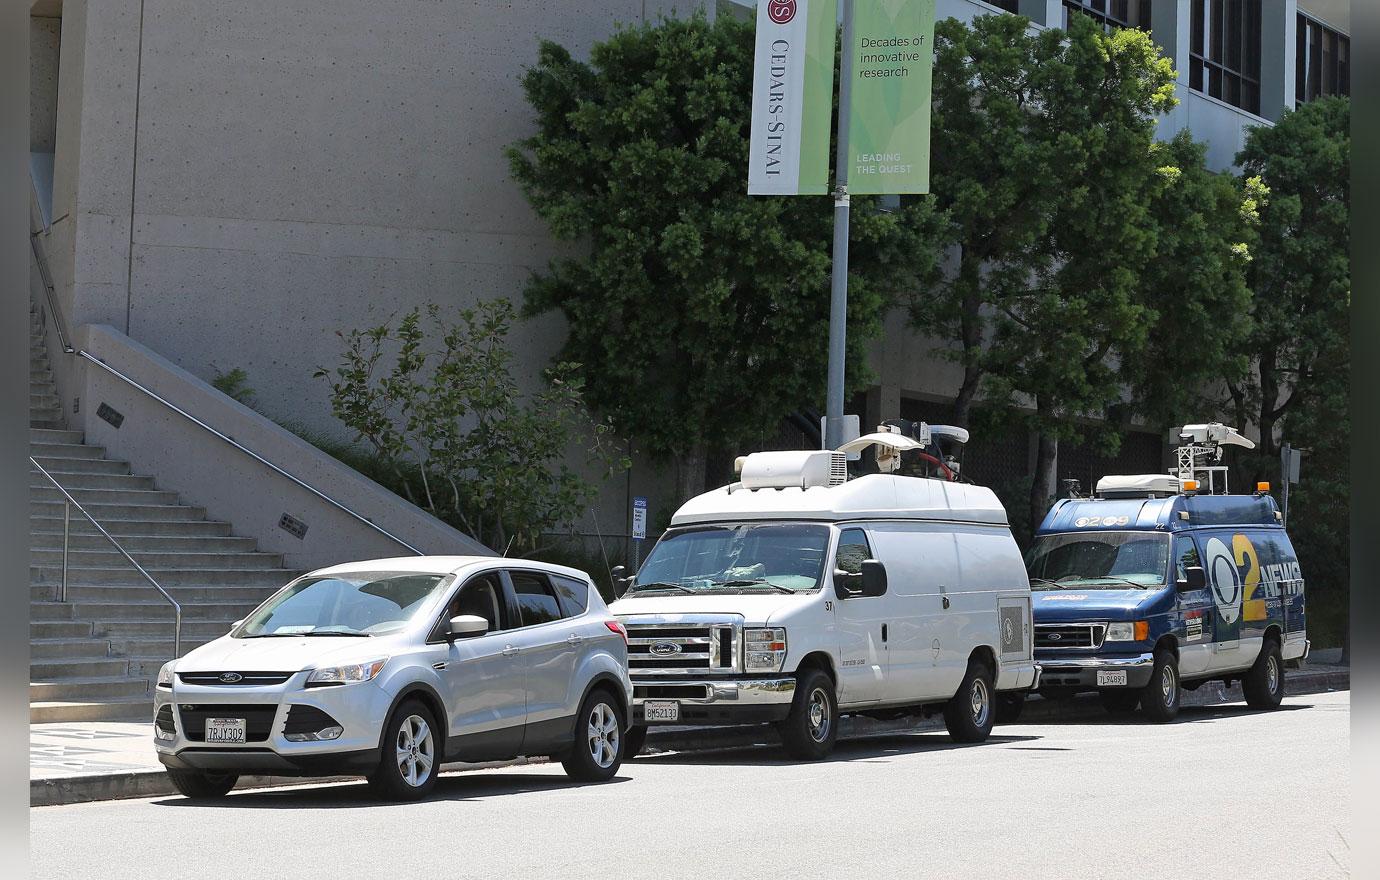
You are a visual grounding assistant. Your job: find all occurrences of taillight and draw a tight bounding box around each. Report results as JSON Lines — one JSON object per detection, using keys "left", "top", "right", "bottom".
{"left": 605, "top": 620, "right": 628, "bottom": 643}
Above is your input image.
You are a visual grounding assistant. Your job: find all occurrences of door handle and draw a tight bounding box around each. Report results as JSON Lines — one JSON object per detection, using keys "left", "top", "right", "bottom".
{"left": 502, "top": 645, "right": 520, "bottom": 657}
{"left": 881, "top": 624, "right": 888, "bottom": 642}
{"left": 432, "top": 661, "right": 447, "bottom": 670}
{"left": 567, "top": 634, "right": 585, "bottom": 644}
{"left": 942, "top": 596, "right": 951, "bottom": 610}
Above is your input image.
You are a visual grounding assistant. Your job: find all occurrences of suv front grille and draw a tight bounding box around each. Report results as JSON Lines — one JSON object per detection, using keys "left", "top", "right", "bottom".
{"left": 178, "top": 671, "right": 295, "bottom": 686}
{"left": 626, "top": 623, "right": 737, "bottom": 676}
{"left": 177, "top": 703, "right": 278, "bottom": 742}
{"left": 1034, "top": 623, "right": 1107, "bottom": 650}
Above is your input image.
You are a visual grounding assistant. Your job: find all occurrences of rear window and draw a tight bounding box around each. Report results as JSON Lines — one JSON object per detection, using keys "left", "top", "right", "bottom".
{"left": 551, "top": 575, "right": 590, "bottom": 616}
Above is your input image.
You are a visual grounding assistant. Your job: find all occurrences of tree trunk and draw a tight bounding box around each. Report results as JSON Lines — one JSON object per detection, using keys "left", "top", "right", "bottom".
{"left": 952, "top": 255, "right": 984, "bottom": 428}
{"left": 676, "top": 443, "right": 708, "bottom": 505}
{"left": 1030, "top": 432, "right": 1059, "bottom": 534}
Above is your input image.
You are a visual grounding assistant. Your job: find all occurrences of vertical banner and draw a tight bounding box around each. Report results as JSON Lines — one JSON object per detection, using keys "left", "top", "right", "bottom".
{"left": 747, "top": 0, "right": 837, "bottom": 195}
{"left": 847, "top": 0, "right": 937, "bottom": 194}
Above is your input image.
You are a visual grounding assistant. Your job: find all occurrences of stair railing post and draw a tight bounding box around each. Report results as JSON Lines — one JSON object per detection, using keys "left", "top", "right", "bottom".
{"left": 61, "top": 500, "right": 70, "bottom": 603}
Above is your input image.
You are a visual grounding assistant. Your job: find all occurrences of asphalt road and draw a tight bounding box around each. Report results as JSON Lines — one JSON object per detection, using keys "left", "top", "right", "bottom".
{"left": 31, "top": 691, "right": 1351, "bottom": 880}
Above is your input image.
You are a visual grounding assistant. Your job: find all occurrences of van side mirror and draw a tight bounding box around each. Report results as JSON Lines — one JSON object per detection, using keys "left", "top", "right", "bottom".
{"left": 1177, "top": 566, "right": 1206, "bottom": 591}
{"left": 860, "top": 560, "right": 888, "bottom": 597}
{"left": 610, "top": 565, "right": 634, "bottom": 598}
{"left": 447, "top": 614, "right": 489, "bottom": 639}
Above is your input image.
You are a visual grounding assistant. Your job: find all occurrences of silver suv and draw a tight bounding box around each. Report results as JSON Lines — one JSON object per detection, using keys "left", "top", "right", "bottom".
{"left": 154, "top": 556, "right": 632, "bottom": 800}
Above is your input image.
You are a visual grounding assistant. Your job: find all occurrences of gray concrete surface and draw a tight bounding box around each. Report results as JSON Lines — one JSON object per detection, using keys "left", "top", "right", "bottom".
{"left": 31, "top": 690, "right": 1350, "bottom": 880}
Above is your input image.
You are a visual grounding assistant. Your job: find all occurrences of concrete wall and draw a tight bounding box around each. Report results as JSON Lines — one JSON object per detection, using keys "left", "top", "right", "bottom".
{"left": 30, "top": 17, "right": 60, "bottom": 153}
{"left": 70, "top": 322, "right": 491, "bottom": 569}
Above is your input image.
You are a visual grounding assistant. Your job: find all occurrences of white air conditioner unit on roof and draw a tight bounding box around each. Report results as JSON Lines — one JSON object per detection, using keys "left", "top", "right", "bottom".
{"left": 738, "top": 451, "right": 847, "bottom": 490}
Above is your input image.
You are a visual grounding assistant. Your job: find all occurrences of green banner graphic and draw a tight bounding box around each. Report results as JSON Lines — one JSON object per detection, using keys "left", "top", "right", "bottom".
{"left": 847, "top": 0, "right": 936, "bottom": 195}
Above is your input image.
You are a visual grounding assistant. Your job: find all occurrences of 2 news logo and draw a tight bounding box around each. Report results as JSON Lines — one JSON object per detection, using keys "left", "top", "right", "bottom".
{"left": 767, "top": 0, "right": 797, "bottom": 25}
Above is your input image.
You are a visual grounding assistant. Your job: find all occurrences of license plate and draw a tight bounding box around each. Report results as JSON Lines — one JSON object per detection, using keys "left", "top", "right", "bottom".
{"left": 205, "top": 717, "right": 247, "bottom": 744}
{"left": 1097, "top": 670, "right": 1128, "bottom": 687}
{"left": 643, "top": 700, "right": 679, "bottom": 723}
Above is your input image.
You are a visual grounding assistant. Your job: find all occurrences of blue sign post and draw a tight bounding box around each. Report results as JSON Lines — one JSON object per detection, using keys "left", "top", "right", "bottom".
{"left": 632, "top": 496, "right": 648, "bottom": 569}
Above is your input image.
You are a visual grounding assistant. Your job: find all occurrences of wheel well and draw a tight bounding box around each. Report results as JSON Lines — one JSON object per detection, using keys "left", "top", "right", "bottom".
{"left": 795, "top": 651, "right": 837, "bottom": 683}
{"left": 1262, "top": 624, "right": 1283, "bottom": 647}
{"left": 1154, "top": 635, "right": 1179, "bottom": 661}
{"left": 582, "top": 673, "right": 629, "bottom": 719}
{"left": 968, "top": 646, "right": 996, "bottom": 678}
{"left": 391, "top": 684, "right": 448, "bottom": 746}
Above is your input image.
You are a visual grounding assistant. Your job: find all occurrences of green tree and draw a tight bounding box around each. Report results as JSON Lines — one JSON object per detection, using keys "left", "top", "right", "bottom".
{"left": 912, "top": 13, "right": 1184, "bottom": 526}
{"left": 507, "top": 14, "right": 939, "bottom": 502}
{"left": 1230, "top": 97, "right": 1350, "bottom": 654}
{"left": 315, "top": 300, "right": 627, "bottom": 555}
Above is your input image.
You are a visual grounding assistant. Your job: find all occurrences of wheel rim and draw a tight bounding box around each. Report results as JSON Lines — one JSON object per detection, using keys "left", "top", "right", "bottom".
{"left": 394, "top": 714, "right": 435, "bottom": 788}
{"left": 1160, "top": 664, "right": 1177, "bottom": 707}
{"left": 807, "top": 687, "right": 832, "bottom": 743}
{"left": 587, "top": 702, "right": 620, "bottom": 769}
{"left": 970, "top": 677, "right": 991, "bottom": 728}
{"left": 1267, "top": 654, "right": 1280, "bottom": 693}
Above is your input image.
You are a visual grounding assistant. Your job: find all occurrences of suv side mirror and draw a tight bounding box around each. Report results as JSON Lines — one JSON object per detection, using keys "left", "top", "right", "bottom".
{"left": 860, "top": 560, "right": 888, "bottom": 597}
{"left": 1177, "top": 565, "right": 1206, "bottom": 591}
{"left": 447, "top": 614, "right": 489, "bottom": 639}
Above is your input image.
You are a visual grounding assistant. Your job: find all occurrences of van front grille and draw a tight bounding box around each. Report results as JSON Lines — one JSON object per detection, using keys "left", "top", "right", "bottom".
{"left": 1034, "top": 623, "right": 1106, "bottom": 650}
{"left": 625, "top": 622, "right": 738, "bottom": 676}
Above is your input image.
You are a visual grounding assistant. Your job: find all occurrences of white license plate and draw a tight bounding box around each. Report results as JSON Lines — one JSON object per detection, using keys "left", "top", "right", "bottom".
{"left": 1097, "top": 670, "right": 1128, "bottom": 687}
{"left": 205, "top": 717, "right": 247, "bottom": 744}
{"left": 643, "top": 700, "right": 679, "bottom": 723}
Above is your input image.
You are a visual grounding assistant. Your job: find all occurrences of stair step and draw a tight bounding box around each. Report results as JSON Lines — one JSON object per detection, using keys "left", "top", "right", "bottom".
{"left": 30, "top": 676, "right": 151, "bottom": 702}
{"left": 30, "top": 657, "right": 131, "bottom": 679}
{"left": 30, "top": 620, "right": 94, "bottom": 639}
{"left": 30, "top": 637, "right": 112, "bottom": 660}
{"left": 29, "top": 549, "right": 282, "bottom": 568}
{"left": 29, "top": 457, "right": 130, "bottom": 475}
{"left": 94, "top": 619, "right": 239, "bottom": 639}
{"left": 31, "top": 517, "right": 233, "bottom": 537}
{"left": 29, "top": 427, "right": 85, "bottom": 443}
{"left": 30, "top": 500, "right": 206, "bottom": 521}
{"left": 32, "top": 583, "right": 284, "bottom": 603}
{"left": 29, "top": 471, "right": 156, "bottom": 490}
{"left": 32, "top": 599, "right": 266, "bottom": 620}
{"left": 29, "top": 532, "right": 256, "bottom": 552}
{"left": 30, "top": 697, "right": 154, "bottom": 724}
{"left": 31, "top": 566, "right": 295, "bottom": 586}
{"left": 29, "top": 441, "right": 102, "bottom": 459}
{"left": 30, "top": 417, "right": 65, "bottom": 430}
{"left": 31, "top": 486, "right": 181, "bottom": 505}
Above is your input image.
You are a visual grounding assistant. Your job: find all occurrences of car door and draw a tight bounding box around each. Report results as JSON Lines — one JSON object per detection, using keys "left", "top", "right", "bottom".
{"left": 833, "top": 527, "right": 888, "bottom": 705}
{"left": 434, "top": 572, "right": 528, "bottom": 759}
{"left": 1173, "top": 535, "right": 1214, "bottom": 677}
{"left": 503, "top": 570, "right": 583, "bottom": 743}
{"left": 1202, "top": 531, "right": 1246, "bottom": 672}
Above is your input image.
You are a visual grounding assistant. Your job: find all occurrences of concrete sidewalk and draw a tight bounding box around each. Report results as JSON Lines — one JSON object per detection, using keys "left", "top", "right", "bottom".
{"left": 31, "top": 653, "right": 1349, "bottom": 807}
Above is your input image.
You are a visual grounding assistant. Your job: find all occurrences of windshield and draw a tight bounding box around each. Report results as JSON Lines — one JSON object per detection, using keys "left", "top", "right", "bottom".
{"left": 236, "top": 571, "right": 452, "bottom": 637}
{"left": 1026, "top": 532, "right": 1170, "bottom": 590}
{"left": 633, "top": 523, "right": 829, "bottom": 594}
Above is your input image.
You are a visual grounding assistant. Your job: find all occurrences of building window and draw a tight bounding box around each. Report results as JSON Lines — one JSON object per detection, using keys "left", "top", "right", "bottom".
{"left": 986, "top": 0, "right": 1020, "bottom": 13}
{"left": 1297, "top": 13, "right": 1350, "bottom": 104}
{"left": 1063, "top": 0, "right": 1151, "bottom": 32}
{"left": 1189, "top": 0, "right": 1262, "bottom": 115}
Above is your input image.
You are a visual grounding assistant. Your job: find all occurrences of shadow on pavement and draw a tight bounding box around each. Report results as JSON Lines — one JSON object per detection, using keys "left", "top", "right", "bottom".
{"left": 638, "top": 732, "right": 1042, "bottom": 767}
{"left": 152, "top": 771, "right": 631, "bottom": 809}
{"left": 1007, "top": 699, "right": 1313, "bottom": 727}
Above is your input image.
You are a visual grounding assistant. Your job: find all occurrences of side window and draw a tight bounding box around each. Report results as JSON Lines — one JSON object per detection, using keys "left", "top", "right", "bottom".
{"left": 835, "top": 528, "right": 872, "bottom": 575}
{"left": 1174, "top": 538, "right": 1201, "bottom": 584}
{"left": 551, "top": 575, "right": 590, "bottom": 617}
{"left": 511, "top": 572, "right": 564, "bottom": 626}
{"left": 439, "top": 574, "right": 507, "bottom": 637}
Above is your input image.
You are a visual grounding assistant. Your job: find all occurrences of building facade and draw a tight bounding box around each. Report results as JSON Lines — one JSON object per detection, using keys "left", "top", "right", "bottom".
{"left": 27, "top": 0, "right": 1349, "bottom": 550}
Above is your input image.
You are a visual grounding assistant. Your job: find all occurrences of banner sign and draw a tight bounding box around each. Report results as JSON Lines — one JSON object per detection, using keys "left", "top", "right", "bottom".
{"left": 847, "top": 0, "right": 937, "bottom": 194}
{"left": 747, "top": 0, "right": 837, "bottom": 195}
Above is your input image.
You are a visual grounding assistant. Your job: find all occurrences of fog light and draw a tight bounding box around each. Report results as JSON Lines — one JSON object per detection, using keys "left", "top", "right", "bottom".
{"left": 284, "top": 725, "right": 343, "bottom": 742}
{"left": 154, "top": 725, "right": 176, "bottom": 741}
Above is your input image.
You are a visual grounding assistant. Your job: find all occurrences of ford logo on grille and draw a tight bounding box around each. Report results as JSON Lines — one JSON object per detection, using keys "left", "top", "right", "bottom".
{"left": 1047, "top": 633, "right": 1062, "bottom": 642}
{"left": 650, "top": 642, "right": 681, "bottom": 656}
{"left": 218, "top": 672, "right": 244, "bottom": 683}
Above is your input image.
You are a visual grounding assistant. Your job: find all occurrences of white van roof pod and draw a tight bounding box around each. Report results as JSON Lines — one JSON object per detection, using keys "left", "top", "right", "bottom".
{"left": 673, "top": 473, "right": 1009, "bottom": 528}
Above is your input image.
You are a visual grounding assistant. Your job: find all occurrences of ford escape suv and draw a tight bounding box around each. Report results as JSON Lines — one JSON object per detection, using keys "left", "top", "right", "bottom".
{"left": 154, "top": 556, "right": 632, "bottom": 800}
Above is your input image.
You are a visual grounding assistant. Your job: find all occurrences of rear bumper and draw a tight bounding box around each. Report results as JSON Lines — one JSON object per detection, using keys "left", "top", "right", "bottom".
{"left": 632, "top": 677, "right": 795, "bottom": 726}
{"left": 1035, "top": 652, "right": 1155, "bottom": 691}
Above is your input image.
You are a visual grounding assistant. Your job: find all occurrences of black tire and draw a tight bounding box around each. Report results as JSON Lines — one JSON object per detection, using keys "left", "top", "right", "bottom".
{"left": 367, "top": 699, "right": 441, "bottom": 801}
{"left": 166, "top": 769, "right": 238, "bottom": 800}
{"left": 1243, "top": 637, "right": 1286, "bottom": 709}
{"left": 944, "top": 660, "right": 996, "bottom": 743}
{"left": 623, "top": 723, "right": 648, "bottom": 759}
{"left": 1099, "top": 689, "right": 1141, "bottom": 715}
{"left": 995, "top": 692, "right": 1026, "bottom": 724}
{"left": 1138, "top": 649, "right": 1181, "bottom": 722}
{"left": 777, "top": 668, "right": 839, "bottom": 760}
{"left": 561, "top": 688, "right": 625, "bottom": 782}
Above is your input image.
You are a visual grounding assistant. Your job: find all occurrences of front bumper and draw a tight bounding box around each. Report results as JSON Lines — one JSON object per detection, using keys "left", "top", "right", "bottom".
{"left": 1035, "top": 652, "right": 1155, "bottom": 691}
{"left": 153, "top": 675, "right": 391, "bottom": 777}
{"left": 632, "top": 676, "right": 796, "bottom": 725}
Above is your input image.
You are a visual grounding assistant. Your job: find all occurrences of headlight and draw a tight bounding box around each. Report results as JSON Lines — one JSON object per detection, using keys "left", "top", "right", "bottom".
{"left": 744, "top": 628, "right": 787, "bottom": 672}
{"left": 157, "top": 662, "right": 175, "bottom": 688}
{"left": 306, "top": 658, "right": 388, "bottom": 687}
{"left": 1105, "top": 621, "right": 1149, "bottom": 642}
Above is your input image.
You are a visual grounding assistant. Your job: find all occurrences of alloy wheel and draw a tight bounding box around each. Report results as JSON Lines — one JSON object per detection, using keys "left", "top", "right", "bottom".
{"left": 587, "top": 702, "right": 620, "bottom": 769}
{"left": 395, "top": 714, "right": 435, "bottom": 788}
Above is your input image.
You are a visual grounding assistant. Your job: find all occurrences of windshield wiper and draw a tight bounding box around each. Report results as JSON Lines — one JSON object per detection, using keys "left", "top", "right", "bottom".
{"left": 1056, "top": 575, "right": 1152, "bottom": 589}
{"left": 630, "top": 581, "right": 697, "bottom": 595}
{"left": 713, "top": 579, "right": 796, "bottom": 594}
{"left": 1029, "top": 577, "right": 1062, "bottom": 589}
{"left": 243, "top": 630, "right": 370, "bottom": 638}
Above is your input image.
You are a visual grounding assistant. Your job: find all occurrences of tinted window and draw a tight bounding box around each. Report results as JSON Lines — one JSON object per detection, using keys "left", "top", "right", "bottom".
{"left": 512, "top": 573, "right": 563, "bottom": 626}
{"left": 441, "top": 574, "right": 507, "bottom": 635}
{"left": 552, "top": 575, "right": 590, "bottom": 617}
{"left": 836, "top": 528, "right": 872, "bottom": 575}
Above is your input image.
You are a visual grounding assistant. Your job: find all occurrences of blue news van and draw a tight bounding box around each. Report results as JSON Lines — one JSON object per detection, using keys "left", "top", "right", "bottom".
{"left": 1023, "top": 456, "right": 1308, "bottom": 722}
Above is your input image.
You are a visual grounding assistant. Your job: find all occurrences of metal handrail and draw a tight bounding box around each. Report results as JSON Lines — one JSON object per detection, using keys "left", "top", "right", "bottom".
{"left": 30, "top": 231, "right": 73, "bottom": 356}
{"left": 30, "top": 456, "right": 183, "bottom": 659}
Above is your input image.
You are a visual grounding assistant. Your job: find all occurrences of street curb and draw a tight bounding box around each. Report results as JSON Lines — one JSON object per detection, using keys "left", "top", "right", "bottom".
{"left": 31, "top": 667, "right": 1347, "bottom": 806}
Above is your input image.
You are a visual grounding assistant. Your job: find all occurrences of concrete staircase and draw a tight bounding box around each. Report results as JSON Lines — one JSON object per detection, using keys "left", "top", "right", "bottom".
{"left": 29, "top": 305, "right": 299, "bottom": 722}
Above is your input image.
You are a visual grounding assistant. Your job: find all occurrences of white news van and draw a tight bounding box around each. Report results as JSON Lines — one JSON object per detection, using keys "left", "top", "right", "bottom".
{"left": 610, "top": 433, "right": 1040, "bottom": 759}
